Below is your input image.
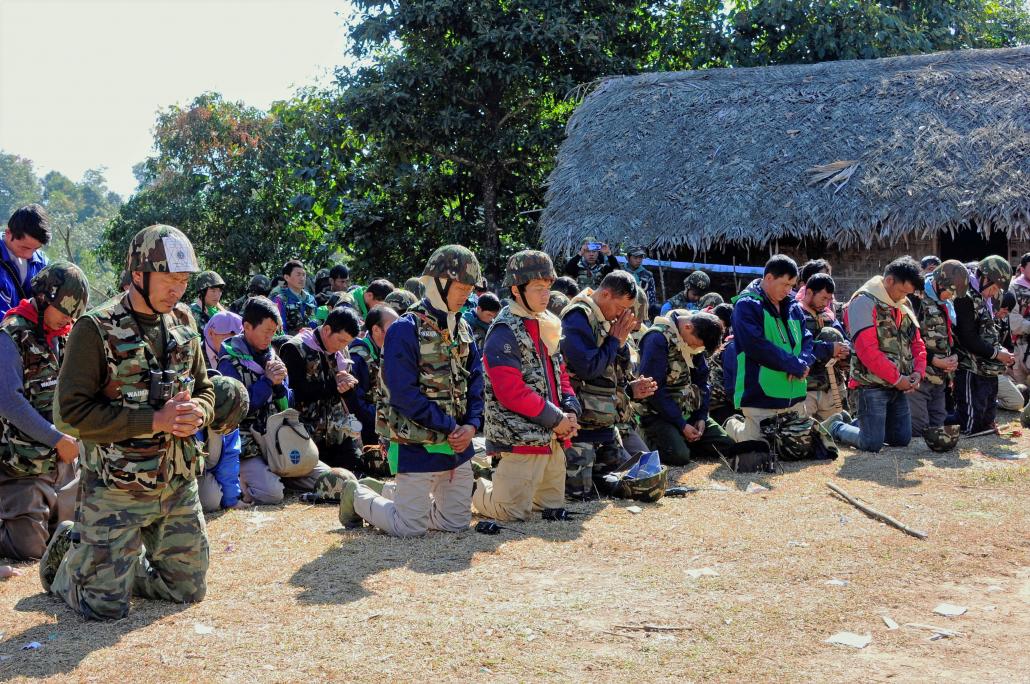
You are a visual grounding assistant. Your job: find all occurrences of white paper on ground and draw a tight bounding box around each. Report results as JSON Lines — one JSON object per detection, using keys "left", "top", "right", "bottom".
{"left": 825, "top": 632, "right": 871, "bottom": 648}
{"left": 933, "top": 603, "right": 968, "bottom": 617}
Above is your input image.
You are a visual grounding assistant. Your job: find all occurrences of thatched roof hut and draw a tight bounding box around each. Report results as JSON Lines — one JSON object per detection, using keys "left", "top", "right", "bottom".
{"left": 540, "top": 47, "right": 1030, "bottom": 259}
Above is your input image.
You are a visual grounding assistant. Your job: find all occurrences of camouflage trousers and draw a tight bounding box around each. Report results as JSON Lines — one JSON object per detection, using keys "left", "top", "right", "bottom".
{"left": 565, "top": 439, "right": 621, "bottom": 499}
{"left": 50, "top": 469, "right": 209, "bottom": 620}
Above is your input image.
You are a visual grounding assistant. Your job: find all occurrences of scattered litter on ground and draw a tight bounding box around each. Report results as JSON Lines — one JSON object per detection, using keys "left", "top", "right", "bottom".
{"left": 989, "top": 452, "right": 1027, "bottom": 461}
{"left": 787, "top": 540, "right": 809, "bottom": 548}
{"left": 193, "top": 623, "right": 215, "bottom": 635}
{"left": 825, "top": 632, "right": 871, "bottom": 649}
{"left": 882, "top": 616, "right": 899, "bottom": 630}
{"left": 905, "top": 623, "right": 963, "bottom": 640}
{"left": 626, "top": 506, "right": 642, "bottom": 514}
{"left": 21, "top": 642, "right": 41, "bottom": 650}
{"left": 825, "top": 579, "right": 849, "bottom": 587}
{"left": 686, "top": 567, "right": 720, "bottom": 579}
{"left": 707, "top": 482, "right": 731, "bottom": 492}
{"left": 613, "top": 624, "right": 690, "bottom": 633}
{"left": 745, "top": 482, "right": 769, "bottom": 494}
{"left": 933, "top": 603, "right": 968, "bottom": 617}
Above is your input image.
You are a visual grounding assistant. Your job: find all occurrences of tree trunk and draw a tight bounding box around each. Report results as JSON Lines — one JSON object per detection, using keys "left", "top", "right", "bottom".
{"left": 481, "top": 174, "right": 500, "bottom": 284}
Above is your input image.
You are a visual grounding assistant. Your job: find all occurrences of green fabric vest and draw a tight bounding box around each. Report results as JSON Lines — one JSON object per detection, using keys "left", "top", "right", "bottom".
{"left": 916, "top": 296, "right": 953, "bottom": 386}
{"left": 82, "top": 294, "right": 200, "bottom": 491}
{"left": 640, "top": 321, "right": 702, "bottom": 420}
{"left": 376, "top": 302, "right": 472, "bottom": 445}
{"left": 957, "top": 288, "right": 1006, "bottom": 377}
{"left": 562, "top": 300, "right": 618, "bottom": 430}
{"left": 0, "top": 314, "right": 61, "bottom": 476}
{"left": 848, "top": 294, "right": 917, "bottom": 388}
{"left": 733, "top": 292, "right": 807, "bottom": 407}
{"left": 483, "top": 308, "right": 564, "bottom": 448}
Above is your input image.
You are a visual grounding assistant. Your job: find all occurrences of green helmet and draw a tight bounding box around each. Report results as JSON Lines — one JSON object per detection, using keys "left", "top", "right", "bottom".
{"left": 627, "top": 246, "right": 647, "bottom": 257}
{"left": 502, "top": 250, "right": 557, "bottom": 289}
{"left": 313, "top": 467, "right": 356, "bottom": 501}
{"left": 614, "top": 466, "right": 668, "bottom": 502}
{"left": 547, "top": 291, "right": 570, "bottom": 318}
{"left": 923, "top": 425, "right": 960, "bottom": 452}
{"left": 698, "top": 292, "right": 724, "bottom": 309}
{"left": 31, "top": 261, "right": 90, "bottom": 319}
{"left": 403, "top": 277, "right": 425, "bottom": 297}
{"left": 632, "top": 286, "right": 649, "bottom": 321}
{"left": 422, "top": 245, "right": 482, "bottom": 286}
{"left": 126, "top": 224, "right": 199, "bottom": 273}
{"left": 978, "top": 255, "right": 1012, "bottom": 291}
{"left": 685, "top": 270, "right": 710, "bottom": 292}
{"left": 384, "top": 289, "right": 419, "bottom": 314}
{"left": 209, "top": 374, "right": 249, "bottom": 433}
{"left": 932, "top": 260, "right": 968, "bottom": 298}
{"left": 195, "top": 270, "right": 225, "bottom": 294}
{"left": 816, "top": 326, "right": 845, "bottom": 345}
{"left": 248, "top": 274, "right": 272, "bottom": 295}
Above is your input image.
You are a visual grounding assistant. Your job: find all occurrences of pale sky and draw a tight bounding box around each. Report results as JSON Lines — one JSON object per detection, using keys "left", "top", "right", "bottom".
{"left": 0, "top": 0, "right": 352, "bottom": 198}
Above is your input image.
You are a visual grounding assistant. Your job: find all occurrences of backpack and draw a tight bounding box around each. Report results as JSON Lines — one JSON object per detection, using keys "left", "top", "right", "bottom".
{"left": 251, "top": 409, "right": 319, "bottom": 477}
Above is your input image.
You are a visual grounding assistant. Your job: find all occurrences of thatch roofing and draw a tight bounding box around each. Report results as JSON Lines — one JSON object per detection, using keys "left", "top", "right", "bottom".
{"left": 540, "top": 47, "right": 1030, "bottom": 256}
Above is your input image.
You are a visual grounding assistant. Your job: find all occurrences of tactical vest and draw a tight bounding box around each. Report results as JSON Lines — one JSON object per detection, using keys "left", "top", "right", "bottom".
{"left": 708, "top": 346, "right": 728, "bottom": 412}
{"left": 350, "top": 337, "right": 382, "bottom": 408}
{"left": 220, "top": 335, "right": 281, "bottom": 456}
{"left": 563, "top": 300, "right": 619, "bottom": 430}
{"left": 0, "top": 314, "right": 61, "bottom": 476}
{"left": 802, "top": 309, "right": 833, "bottom": 392}
{"left": 614, "top": 333, "right": 642, "bottom": 428}
{"left": 1011, "top": 282, "right": 1030, "bottom": 345}
{"left": 665, "top": 292, "right": 700, "bottom": 312}
{"left": 639, "top": 321, "right": 702, "bottom": 421}
{"left": 483, "top": 308, "right": 564, "bottom": 448}
{"left": 279, "top": 291, "right": 315, "bottom": 334}
{"left": 957, "top": 287, "right": 1006, "bottom": 377}
{"left": 281, "top": 335, "right": 348, "bottom": 444}
{"left": 188, "top": 302, "right": 216, "bottom": 332}
{"left": 849, "top": 294, "right": 918, "bottom": 388}
{"left": 376, "top": 302, "right": 472, "bottom": 444}
{"left": 915, "top": 296, "right": 953, "bottom": 386}
{"left": 574, "top": 258, "right": 603, "bottom": 291}
{"left": 82, "top": 294, "right": 200, "bottom": 491}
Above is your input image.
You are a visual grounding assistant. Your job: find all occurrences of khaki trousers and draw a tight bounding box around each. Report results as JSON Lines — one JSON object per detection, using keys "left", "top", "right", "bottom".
{"left": 238, "top": 458, "right": 331, "bottom": 505}
{"left": 804, "top": 390, "right": 840, "bottom": 421}
{"left": 353, "top": 461, "right": 473, "bottom": 537}
{"left": 472, "top": 445, "right": 565, "bottom": 522}
{"left": 725, "top": 405, "right": 805, "bottom": 442}
{"left": 0, "top": 460, "right": 78, "bottom": 561}
{"left": 997, "top": 373, "right": 1025, "bottom": 411}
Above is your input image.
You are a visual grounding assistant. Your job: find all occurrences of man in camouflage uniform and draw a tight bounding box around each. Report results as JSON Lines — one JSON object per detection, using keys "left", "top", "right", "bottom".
{"left": 473, "top": 251, "right": 582, "bottom": 521}
{"left": 614, "top": 287, "right": 657, "bottom": 457}
{"left": 907, "top": 260, "right": 966, "bottom": 437}
{"left": 189, "top": 270, "right": 226, "bottom": 331}
{"left": 339, "top": 246, "right": 484, "bottom": 536}
{"left": 625, "top": 247, "right": 657, "bottom": 315}
{"left": 661, "top": 270, "right": 710, "bottom": 315}
{"left": 229, "top": 274, "right": 272, "bottom": 315}
{"left": 40, "top": 225, "right": 215, "bottom": 620}
{"left": 638, "top": 310, "right": 731, "bottom": 465}
{"left": 383, "top": 288, "right": 418, "bottom": 315}
{"left": 348, "top": 304, "right": 400, "bottom": 446}
{"left": 0, "top": 262, "right": 88, "bottom": 560}
{"left": 560, "top": 270, "right": 639, "bottom": 499}
{"left": 953, "top": 255, "right": 1016, "bottom": 434}
{"left": 1006, "top": 253, "right": 1030, "bottom": 385}
{"left": 272, "top": 260, "right": 317, "bottom": 335}
{"left": 825, "top": 257, "right": 926, "bottom": 452}
{"left": 799, "top": 274, "right": 851, "bottom": 421}
{"left": 563, "top": 237, "right": 619, "bottom": 291}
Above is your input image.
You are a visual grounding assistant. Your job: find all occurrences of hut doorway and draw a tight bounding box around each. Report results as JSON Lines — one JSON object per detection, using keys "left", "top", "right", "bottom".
{"left": 939, "top": 226, "right": 1008, "bottom": 263}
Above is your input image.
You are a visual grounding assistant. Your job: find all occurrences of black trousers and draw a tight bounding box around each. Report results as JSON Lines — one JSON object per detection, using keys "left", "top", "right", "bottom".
{"left": 954, "top": 369, "right": 998, "bottom": 434}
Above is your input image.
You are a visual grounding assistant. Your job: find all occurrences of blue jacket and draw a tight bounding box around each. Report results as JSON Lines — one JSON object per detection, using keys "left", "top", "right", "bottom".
{"left": 0, "top": 241, "right": 48, "bottom": 316}
{"left": 730, "top": 279, "right": 814, "bottom": 410}
{"left": 345, "top": 336, "right": 379, "bottom": 445}
{"left": 560, "top": 308, "right": 622, "bottom": 443}
{"left": 216, "top": 336, "right": 293, "bottom": 417}
{"left": 381, "top": 300, "right": 484, "bottom": 473}
{"left": 199, "top": 429, "right": 242, "bottom": 508}
{"left": 638, "top": 329, "right": 710, "bottom": 430}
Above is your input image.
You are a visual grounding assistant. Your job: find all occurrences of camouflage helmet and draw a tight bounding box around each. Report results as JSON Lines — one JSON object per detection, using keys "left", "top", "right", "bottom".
{"left": 933, "top": 260, "right": 969, "bottom": 298}
{"left": 502, "top": 250, "right": 557, "bottom": 289}
{"left": 422, "top": 245, "right": 482, "bottom": 286}
{"left": 614, "top": 466, "right": 668, "bottom": 502}
{"left": 126, "top": 224, "right": 200, "bottom": 273}
{"left": 195, "top": 270, "right": 225, "bottom": 294}
{"left": 632, "top": 286, "right": 649, "bottom": 321}
{"left": 31, "top": 261, "right": 89, "bottom": 318}
{"left": 119, "top": 269, "right": 132, "bottom": 290}
{"left": 403, "top": 277, "right": 425, "bottom": 297}
{"left": 685, "top": 270, "right": 710, "bottom": 292}
{"left": 209, "top": 374, "right": 249, "bottom": 433}
{"left": 923, "top": 425, "right": 959, "bottom": 453}
{"left": 313, "top": 467, "right": 356, "bottom": 501}
{"left": 698, "top": 292, "right": 724, "bottom": 309}
{"left": 547, "top": 291, "right": 570, "bottom": 318}
{"left": 978, "top": 255, "right": 1012, "bottom": 291}
{"left": 627, "top": 245, "right": 647, "bottom": 257}
{"left": 384, "top": 288, "right": 419, "bottom": 314}
{"left": 248, "top": 273, "right": 272, "bottom": 295}
{"left": 816, "top": 326, "right": 845, "bottom": 344}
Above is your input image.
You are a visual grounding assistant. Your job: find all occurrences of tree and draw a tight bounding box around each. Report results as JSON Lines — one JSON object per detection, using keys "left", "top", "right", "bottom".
{"left": 0, "top": 152, "right": 42, "bottom": 224}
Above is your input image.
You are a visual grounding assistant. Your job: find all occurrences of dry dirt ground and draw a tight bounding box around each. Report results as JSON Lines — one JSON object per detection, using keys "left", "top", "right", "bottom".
{"left": 2, "top": 418, "right": 1029, "bottom": 683}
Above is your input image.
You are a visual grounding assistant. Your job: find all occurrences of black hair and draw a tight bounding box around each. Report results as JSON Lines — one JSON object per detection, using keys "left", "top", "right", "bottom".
{"left": 325, "top": 306, "right": 361, "bottom": 336}
{"left": 477, "top": 292, "right": 501, "bottom": 313}
{"left": 365, "top": 279, "right": 395, "bottom": 301}
{"left": 921, "top": 255, "right": 942, "bottom": 270}
{"left": 1001, "top": 291, "right": 1017, "bottom": 311}
{"left": 883, "top": 256, "right": 923, "bottom": 289}
{"left": 712, "top": 302, "right": 733, "bottom": 329}
{"left": 598, "top": 270, "right": 637, "bottom": 300}
{"left": 765, "top": 255, "right": 799, "bottom": 280}
{"left": 1020, "top": 253, "right": 1030, "bottom": 269}
{"left": 364, "top": 304, "right": 396, "bottom": 333}
{"left": 248, "top": 275, "right": 271, "bottom": 296}
{"left": 242, "top": 296, "right": 281, "bottom": 328}
{"left": 806, "top": 273, "right": 835, "bottom": 295}
{"left": 799, "top": 258, "right": 830, "bottom": 284}
{"left": 7, "top": 204, "right": 51, "bottom": 245}
{"left": 684, "top": 311, "right": 724, "bottom": 354}
{"left": 315, "top": 273, "right": 331, "bottom": 292}
{"left": 282, "top": 259, "right": 305, "bottom": 277}
{"left": 329, "top": 264, "right": 350, "bottom": 280}
{"left": 551, "top": 276, "right": 580, "bottom": 298}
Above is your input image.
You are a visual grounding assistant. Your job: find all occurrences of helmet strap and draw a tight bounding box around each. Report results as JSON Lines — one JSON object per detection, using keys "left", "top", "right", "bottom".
{"left": 133, "top": 272, "right": 159, "bottom": 314}
{"left": 515, "top": 284, "right": 540, "bottom": 313}
{"left": 433, "top": 277, "right": 452, "bottom": 306}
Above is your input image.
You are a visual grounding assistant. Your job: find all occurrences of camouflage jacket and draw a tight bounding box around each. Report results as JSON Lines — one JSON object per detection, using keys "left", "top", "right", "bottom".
{"left": 0, "top": 314, "right": 61, "bottom": 476}
{"left": 664, "top": 292, "right": 699, "bottom": 313}
{"left": 639, "top": 320, "right": 703, "bottom": 420}
{"left": 613, "top": 333, "right": 641, "bottom": 429}
{"left": 802, "top": 308, "right": 847, "bottom": 393}
{"left": 1009, "top": 280, "right": 1030, "bottom": 346}
{"left": 708, "top": 342, "right": 728, "bottom": 413}
{"left": 911, "top": 294, "right": 953, "bottom": 386}
{"left": 189, "top": 302, "right": 217, "bottom": 332}
{"left": 561, "top": 299, "right": 619, "bottom": 431}
{"left": 956, "top": 282, "right": 1006, "bottom": 377}
{"left": 280, "top": 333, "right": 349, "bottom": 445}
{"left": 483, "top": 308, "right": 565, "bottom": 448}
{"left": 376, "top": 301, "right": 473, "bottom": 445}
{"left": 846, "top": 292, "right": 918, "bottom": 389}
{"left": 81, "top": 294, "right": 201, "bottom": 491}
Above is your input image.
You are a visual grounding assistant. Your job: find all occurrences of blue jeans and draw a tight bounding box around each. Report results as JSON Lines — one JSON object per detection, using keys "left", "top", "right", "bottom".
{"left": 831, "top": 387, "right": 911, "bottom": 452}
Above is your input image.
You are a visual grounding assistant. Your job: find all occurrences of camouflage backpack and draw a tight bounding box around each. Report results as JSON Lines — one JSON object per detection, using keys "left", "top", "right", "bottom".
{"left": 760, "top": 410, "right": 838, "bottom": 462}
